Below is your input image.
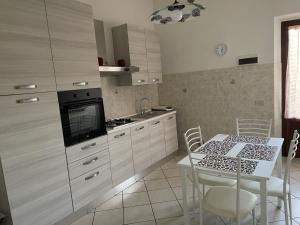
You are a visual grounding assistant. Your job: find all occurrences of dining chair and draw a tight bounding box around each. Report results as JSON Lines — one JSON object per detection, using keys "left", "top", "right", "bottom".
{"left": 184, "top": 126, "right": 236, "bottom": 205}
{"left": 236, "top": 118, "right": 272, "bottom": 137}
{"left": 190, "top": 155, "right": 257, "bottom": 225}
{"left": 240, "top": 130, "right": 299, "bottom": 225}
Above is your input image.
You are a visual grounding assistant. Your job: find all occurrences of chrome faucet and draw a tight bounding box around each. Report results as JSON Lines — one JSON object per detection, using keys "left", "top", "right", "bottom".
{"left": 140, "top": 97, "right": 150, "bottom": 115}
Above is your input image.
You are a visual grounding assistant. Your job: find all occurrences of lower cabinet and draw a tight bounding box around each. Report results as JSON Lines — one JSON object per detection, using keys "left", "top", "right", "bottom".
{"left": 108, "top": 128, "right": 134, "bottom": 186}
{"left": 149, "top": 118, "right": 167, "bottom": 164}
{"left": 164, "top": 114, "right": 179, "bottom": 155}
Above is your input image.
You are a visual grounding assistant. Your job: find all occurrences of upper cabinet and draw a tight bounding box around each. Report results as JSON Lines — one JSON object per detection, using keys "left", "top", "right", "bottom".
{"left": 0, "top": 0, "right": 56, "bottom": 95}
{"left": 45, "top": 0, "right": 101, "bottom": 91}
{"left": 112, "top": 24, "right": 162, "bottom": 86}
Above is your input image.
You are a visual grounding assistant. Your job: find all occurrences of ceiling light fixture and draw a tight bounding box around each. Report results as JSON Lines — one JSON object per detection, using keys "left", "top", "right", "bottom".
{"left": 150, "top": 0, "right": 205, "bottom": 25}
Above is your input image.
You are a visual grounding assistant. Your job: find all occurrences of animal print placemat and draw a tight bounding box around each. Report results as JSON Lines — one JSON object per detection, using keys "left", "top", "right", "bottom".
{"left": 237, "top": 144, "right": 276, "bottom": 161}
{"left": 223, "top": 135, "right": 270, "bottom": 145}
{"left": 197, "top": 155, "right": 258, "bottom": 175}
{"left": 195, "top": 141, "right": 236, "bottom": 156}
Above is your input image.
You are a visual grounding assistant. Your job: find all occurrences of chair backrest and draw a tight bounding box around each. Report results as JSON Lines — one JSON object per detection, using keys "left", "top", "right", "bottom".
{"left": 284, "top": 130, "right": 299, "bottom": 191}
{"left": 191, "top": 154, "right": 242, "bottom": 223}
{"left": 236, "top": 118, "right": 272, "bottom": 137}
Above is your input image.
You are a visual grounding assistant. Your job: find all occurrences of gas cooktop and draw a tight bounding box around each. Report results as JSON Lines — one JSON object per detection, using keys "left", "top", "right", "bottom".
{"left": 105, "top": 118, "right": 136, "bottom": 129}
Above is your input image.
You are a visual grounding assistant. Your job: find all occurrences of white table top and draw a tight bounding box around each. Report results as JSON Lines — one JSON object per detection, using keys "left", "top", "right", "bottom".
{"left": 178, "top": 134, "right": 284, "bottom": 181}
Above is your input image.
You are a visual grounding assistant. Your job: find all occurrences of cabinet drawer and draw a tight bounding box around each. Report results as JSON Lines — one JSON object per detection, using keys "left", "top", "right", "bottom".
{"left": 68, "top": 150, "right": 110, "bottom": 180}
{"left": 149, "top": 73, "right": 162, "bottom": 84}
{"left": 71, "top": 163, "right": 112, "bottom": 211}
{"left": 108, "top": 128, "right": 131, "bottom": 144}
{"left": 132, "top": 73, "right": 149, "bottom": 85}
{"left": 66, "top": 135, "right": 108, "bottom": 163}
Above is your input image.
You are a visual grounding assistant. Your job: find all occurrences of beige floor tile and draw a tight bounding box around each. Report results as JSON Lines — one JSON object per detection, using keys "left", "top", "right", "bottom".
{"left": 123, "top": 192, "right": 150, "bottom": 207}
{"left": 70, "top": 213, "right": 94, "bottom": 225}
{"left": 130, "top": 221, "right": 156, "bottom": 225}
{"left": 168, "top": 177, "right": 183, "bottom": 188}
{"left": 96, "top": 194, "right": 123, "bottom": 211}
{"left": 144, "top": 169, "right": 165, "bottom": 181}
{"left": 255, "top": 202, "right": 285, "bottom": 222}
{"left": 124, "top": 205, "right": 154, "bottom": 224}
{"left": 148, "top": 188, "right": 177, "bottom": 203}
{"left": 156, "top": 216, "right": 184, "bottom": 225}
{"left": 163, "top": 168, "right": 181, "bottom": 178}
{"left": 294, "top": 217, "right": 300, "bottom": 224}
{"left": 124, "top": 181, "right": 147, "bottom": 194}
{"left": 161, "top": 159, "right": 179, "bottom": 170}
{"left": 152, "top": 200, "right": 183, "bottom": 219}
{"left": 267, "top": 221, "right": 289, "bottom": 225}
{"left": 93, "top": 209, "right": 123, "bottom": 225}
{"left": 191, "top": 212, "right": 224, "bottom": 225}
{"left": 145, "top": 179, "right": 170, "bottom": 191}
{"left": 172, "top": 185, "right": 195, "bottom": 200}
{"left": 289, "top": 198, "right": 300, "bottom": 218}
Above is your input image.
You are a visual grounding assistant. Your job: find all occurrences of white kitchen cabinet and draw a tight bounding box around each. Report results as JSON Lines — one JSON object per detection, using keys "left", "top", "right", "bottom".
{"left": 131, "top": 122, "right": 151, "bottom": 173}
{"left": 149, "top": 119, "right": 167, "bottom": 165}
{"left": 0, "top": 92, "right": 73, "bottom": 225}
{"left": 108, "top": 128, "right": 135, "bottom": 185}
{"left": 164, "top": 114, "right": 179, "bottom": 155}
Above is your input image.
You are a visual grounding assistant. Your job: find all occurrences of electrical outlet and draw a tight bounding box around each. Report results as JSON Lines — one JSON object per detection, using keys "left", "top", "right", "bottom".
{"left": 255, "top": 100, "right": 264, "bottom": 106}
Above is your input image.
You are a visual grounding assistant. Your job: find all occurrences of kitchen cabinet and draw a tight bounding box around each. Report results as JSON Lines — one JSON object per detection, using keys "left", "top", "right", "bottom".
{"left": 131, "top": 122, "right": 151, "bottom": 173}
{"left": 149, "top": 118, "right": 167, "bottom": 165}
{"left": 164, "top": 114, "right": 179, "bottom": 156}
{"left": 0, "top": 92, "right": 73, "bottom": 225}
{"left": 45, "top": 0, "right": 101, "bottom": 91}
{"left": 108, "top": 128, "right": 134, "bottom": 185}
{"left": 0, "top": 0, "right": 56, "bottom": 95}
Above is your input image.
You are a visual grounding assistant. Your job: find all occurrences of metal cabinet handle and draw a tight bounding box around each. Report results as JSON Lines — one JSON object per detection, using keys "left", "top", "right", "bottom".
{"left": 85, "top": 171, "right": 100, "bottom": 181}
{"left": 114, "top": 132, "right": 126, "bottom": 138}
{"left": 137, "top": 79, "right": 145, "bottom": 83}
{"left": 14, "top": 84, "right": 37, "bottom": 90}
{"left": 135, "top": 126, "right": 145, "bottom": 131}
{"left": 16, "top": 97, "right": 39, "bottom": 104}
{"left": 73, "top": 82, "right": 88, "bottom": 86}
{"left": 154, "top": 121, "right": 160, "bottom": 125}
{"left": 152, "top": 78, "right": 159, "bottom": 82}
{"left": 81, "top": 142, "right": 96, "bottom": 151}
{"left": 168, "top": 116, "right": 174, "bottom": 120}
{"left": 83, "top": 157, "right": 98, "bottom": 166}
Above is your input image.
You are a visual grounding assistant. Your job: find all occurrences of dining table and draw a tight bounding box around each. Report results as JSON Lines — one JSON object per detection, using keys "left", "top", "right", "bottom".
{"left": 178, "top": 134, "right": 284, "bottom": 225}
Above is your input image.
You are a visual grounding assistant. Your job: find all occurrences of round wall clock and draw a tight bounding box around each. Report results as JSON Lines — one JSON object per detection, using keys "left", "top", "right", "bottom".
{"left": 215, "top": 43, "right": 228, "bottom": 56}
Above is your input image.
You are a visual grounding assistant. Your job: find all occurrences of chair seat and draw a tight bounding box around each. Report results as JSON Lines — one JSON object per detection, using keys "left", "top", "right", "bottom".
{"left": 240, "top": 177, "right": 289, "bottom": 197}
{"left": 203, "top": 186, "right": 257, "bottom": 219}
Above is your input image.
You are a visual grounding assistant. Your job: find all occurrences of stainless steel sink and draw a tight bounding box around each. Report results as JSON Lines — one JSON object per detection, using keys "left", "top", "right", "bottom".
{"left": 131, "top": 111, "right": 166, "bottom": 120}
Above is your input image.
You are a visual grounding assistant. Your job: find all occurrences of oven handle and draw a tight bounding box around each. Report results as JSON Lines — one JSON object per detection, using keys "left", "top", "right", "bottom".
{"left": 81, "top": 142, "right": 97, "bottom": 151}
{"left": 83, "top": 157, "right": 98, "bottom": 166}
{"left": 73, "top": 82, "right": 89, "bottom": 87}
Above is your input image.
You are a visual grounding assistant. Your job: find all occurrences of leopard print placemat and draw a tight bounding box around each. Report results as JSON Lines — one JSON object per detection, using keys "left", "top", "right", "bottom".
{"left": 195, "top": 141, "right": 236, "bottom": 156}
{"left": 224, "top": 135, "right": 270, "bottom": 145}
{"left": 238, "top": 144, "right": 276, "bottom": 161}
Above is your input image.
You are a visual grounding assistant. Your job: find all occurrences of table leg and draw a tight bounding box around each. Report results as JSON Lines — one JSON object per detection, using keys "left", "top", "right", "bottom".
{"left": 260, "top": 179, "right": 268, "bottom": 225}
{"left": 181, "top": 167, "right": 190, "bottom": 225}
{"left": 277, "top": 149, "right": 283, "bottom": 208}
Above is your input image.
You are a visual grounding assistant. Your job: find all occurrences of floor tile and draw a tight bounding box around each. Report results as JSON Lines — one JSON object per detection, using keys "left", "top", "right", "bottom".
{"left": 124, "top": 181, "right": 147, "bottom": 194}
{"left": 70, "top": 213, "right": 94, "bottom": 225}
{"left": 145, "top": 179, "right": 170, "bottom": 191}
{"left": 168, "top": 177, "right": 182, "bottom": 188}
{"left": 152, "top": 200, "right": 183, "bottom": 219}
{"left": 93, "top": 209, "right": 123, "bottom": 225}
{"left": 144, "top": 169, "right": 165, "bottom": 181}
{"left": 294, "top": 217, "right": 300, "bottom": 224}
{"left": 129, "top": 221, "right": 156, "bottom": 225}
{"left": 289, "top": 198, "right": 300, "bottom": 218}
{"left": 148, "top": 188, "right": 177, "bottom": 203}
{"left": 161, "top": 159, "right": 178, "bottom": 170}
{"left": 163, "top": 168, "right": 181, "bottom": 178}
{"left": 156, "top": 216, "right": 184, "bottom": 225}
{"left": 255, "top": 202, "right": 285, "bottom": 222}
{"left": 172, "top": 185, "right": 195, "bottom": 200}
{"left": 124, "top": 205, "right": 154, "bottom": 224}
{"left": 123, "top": 192, "right": 150, "bottom": 207}
{"left": 96, "top": 194, "right": 123, "bottom": 211}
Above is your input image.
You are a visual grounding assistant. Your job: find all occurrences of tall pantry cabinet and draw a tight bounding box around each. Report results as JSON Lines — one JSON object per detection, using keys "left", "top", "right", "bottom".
{"left": 0, "top": 0, "right": 100, "bottom": 225}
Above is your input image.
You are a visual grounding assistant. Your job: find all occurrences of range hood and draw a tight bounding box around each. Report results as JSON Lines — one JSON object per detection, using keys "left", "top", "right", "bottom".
{"left": 99, "top": 65, "right": 139, "bottom": 74}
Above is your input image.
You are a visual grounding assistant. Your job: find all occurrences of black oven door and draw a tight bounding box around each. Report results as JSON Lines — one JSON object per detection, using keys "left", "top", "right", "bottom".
{"left": 59, "top": 92, "right": 107, "bottom": 147}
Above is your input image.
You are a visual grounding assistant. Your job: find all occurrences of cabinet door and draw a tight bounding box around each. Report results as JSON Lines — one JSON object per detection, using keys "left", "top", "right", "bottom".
{"left": 128, "top": 25, "right": 147, "bottom": 55}
{"left": 131, "top": 123, "right": 151, "bottom": 173}
{"left": 45, "top": 0, "right": 101, "bottom": 91}
{"left": 108, "top": 129, "right": 134, "bottom": 185}
{"left": 147, "top": 52, "right": 162, "bottom": 73}
{"left": 132, "top": 72, "right": 149, "bottom": 86}
{"left": 145, "top": 30, "right": 161, "bottom": 53}
{"left": 149, "top": 119, "right": 166, "bottom": 165}
{"left": 149, "top": 72, "right": 162, "bottom": 84}
{"left": 0, "top": 0, "right": 56, "bottom": 95}
{"left": 164, "top": 114, "right": 178, "bottom": 155}
{"left": 0, "top": 93, "right": 73, "bottom": 225}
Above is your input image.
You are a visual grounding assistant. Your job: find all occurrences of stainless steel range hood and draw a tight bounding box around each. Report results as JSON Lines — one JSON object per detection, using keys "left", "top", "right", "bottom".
{"left": 99, "top": 66, "right": 139, "bottom": 75}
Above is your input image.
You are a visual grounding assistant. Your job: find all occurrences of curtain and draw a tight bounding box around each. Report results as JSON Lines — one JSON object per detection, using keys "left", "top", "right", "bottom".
{"left": 285, "top": 26, "right": 300, "bottom": 119}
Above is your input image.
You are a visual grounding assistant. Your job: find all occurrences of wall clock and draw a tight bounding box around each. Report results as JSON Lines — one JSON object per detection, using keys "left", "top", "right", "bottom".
{"left": 215, "top": 43, "right": 228, "bottom": 56}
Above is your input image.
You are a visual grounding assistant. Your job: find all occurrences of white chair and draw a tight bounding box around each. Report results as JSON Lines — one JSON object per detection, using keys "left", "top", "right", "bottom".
{"left": 240, "top": 130, "right": 299, "bottom": 225}
{"left": 236, "top": 118, "right": 272, "bottom": 137}
{"left": 184, "top": 127, "right": 236, "bottom": 203}
{"left": 190, "top": 155, "right": 257, "bottom": 225}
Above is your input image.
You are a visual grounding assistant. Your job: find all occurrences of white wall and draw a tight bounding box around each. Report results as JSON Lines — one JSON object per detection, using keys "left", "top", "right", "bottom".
{"left": 77, "top": 0, "right": 154, "bottom": 64}
{"left": 153, "top": 0, "right": 300, "bottom": 75}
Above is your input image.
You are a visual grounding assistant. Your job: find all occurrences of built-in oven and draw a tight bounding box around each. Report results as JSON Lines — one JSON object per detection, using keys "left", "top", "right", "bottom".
{"left": 58, "top": 88, "right": 107, "bottom": 147}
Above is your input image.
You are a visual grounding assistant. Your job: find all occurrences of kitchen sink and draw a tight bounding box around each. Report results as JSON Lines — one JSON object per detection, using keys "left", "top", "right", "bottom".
{"left": 131, "top": 111, "right": 166, "bottom": 120}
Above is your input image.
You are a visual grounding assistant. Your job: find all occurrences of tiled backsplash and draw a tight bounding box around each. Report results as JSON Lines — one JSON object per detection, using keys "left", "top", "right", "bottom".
{"left": 158, "top": 63, "right": 275, "bottom": 150}
{"left": 101, "top": 76, "right": 159, "bottom": 119}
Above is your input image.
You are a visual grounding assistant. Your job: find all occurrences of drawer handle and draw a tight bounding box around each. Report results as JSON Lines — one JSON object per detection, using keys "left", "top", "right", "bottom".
{"left": 14, "top": 84, "right": 37, "bottom": 90}
{"left": 81, "top": 142, "right": 96, "bottom": 151}
{"left": 152, "top": 78, "right": 159, "bottom": 82}
{"left": 114, "top": 132, "right": 125, "bottom": 138}
{"left": 83, "top": 157, "right": 98, "bottom": 166}
{"left": 135, "top": 126, "right": 145, "bottom": 131}
{"left": 154, "top": 121, "right": 160, "bottom": 125}
{"left": 168, "top": 116, "right": 173, "bottom": 120}
{"left": 85, "top": 171, "right": 100, "bottom": 181}
{"left": 137, "top": 79, "right": 145, "bottom": 83}
{"left": 16, "top": 97, "right": 39, "bottom": 104}
{"left": 73, "top": 82, "right": 88, "bottom": 86}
